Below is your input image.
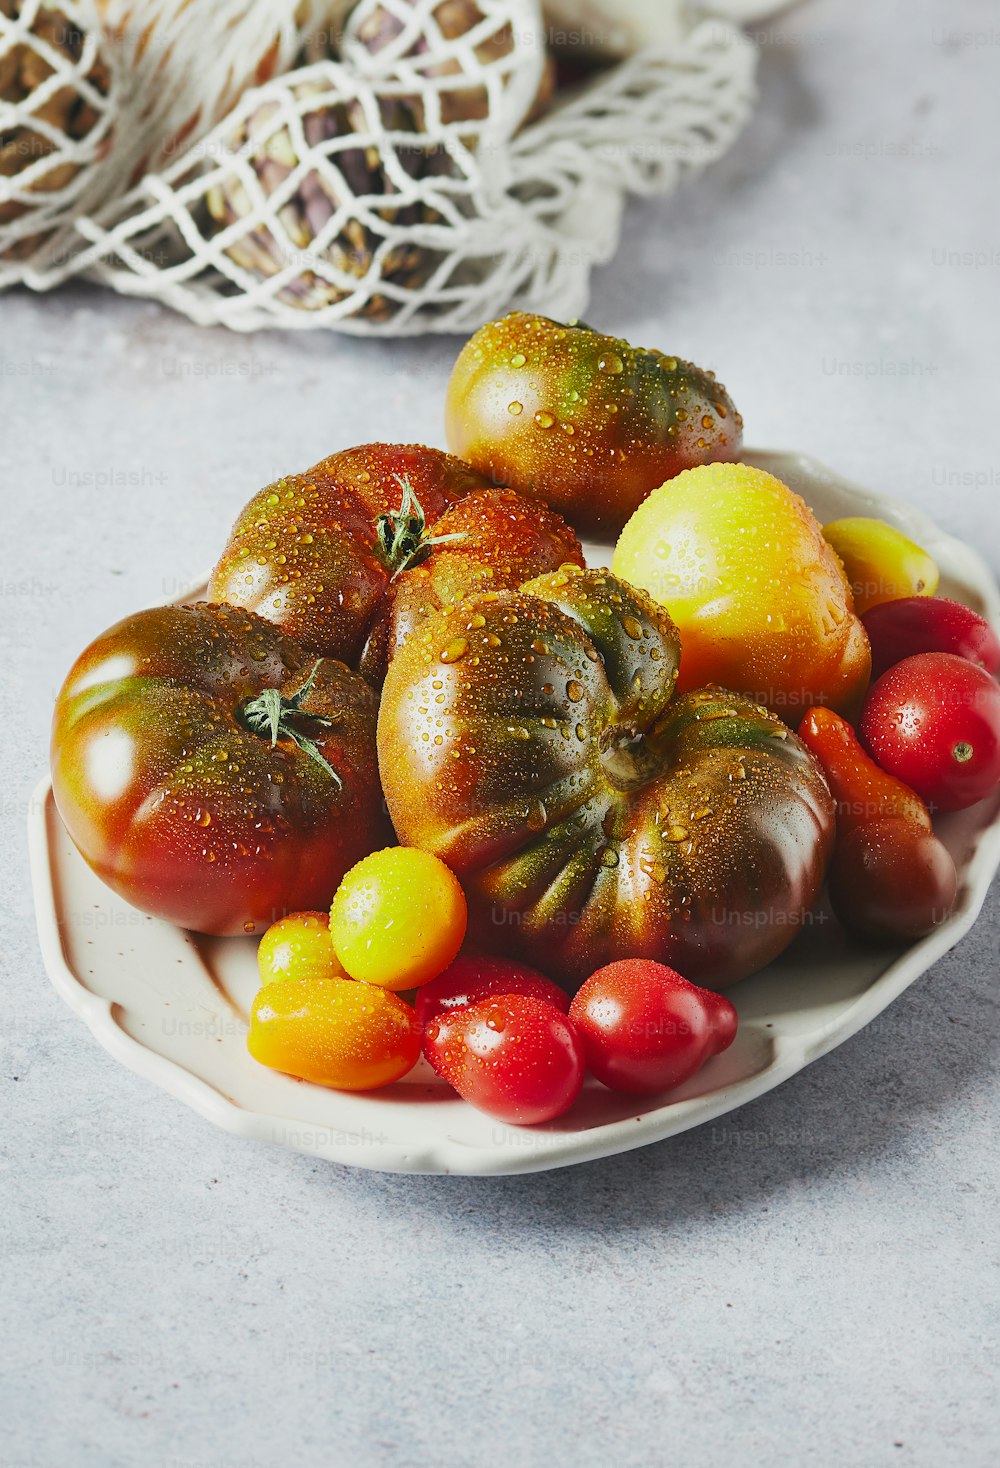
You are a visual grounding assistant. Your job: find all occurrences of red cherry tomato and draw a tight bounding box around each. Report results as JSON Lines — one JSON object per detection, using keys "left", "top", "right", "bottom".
{"left": 862, "top": 596, "right": 1000, "bottom": 680}
{"left": 423, "top": 995, "right": 584, "bottom": 1125}
{"left": 568, "top": 960, "right": 737, "bottom": 1097}
{"left": 860, "top": 653, "right": 1000, "bottom": 812}
{"left": 414, "top": 954, "right": 569, "bottom": 1029}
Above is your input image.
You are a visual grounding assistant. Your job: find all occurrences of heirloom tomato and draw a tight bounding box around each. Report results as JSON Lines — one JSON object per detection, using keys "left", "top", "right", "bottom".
{"left": 209, "top": 442, "right": 583, "bottom": 681}
{"left": 249, "top": 976, "right": 420, "bottom": 1091}
{"left": 51, "top": 603, "right": 388, "bottom": 935}
{"left": 414, "top": 954, "right": 570, "bottom": 1028}
{"left": 568, "top": 960, "right": 737, "bottom": 1096}
{"left": 859, "top": 653, "right": 1000, "bottom": 812}
{"left": 612, "top": 462, "right": 871, "bottom": 719}
{"left": 423, "top": 994, "right": 585, "bottom": 1124}
{"left": 330, "top": 847, "right": 467, "bottom": 990}
{"left": 378, "top": 566, "right": 835, "bottom": 988}
{"left": 862, "top": 596, "right": 1000, "bottom": 680}
{"left": 445, "top": 313, "right": 742, "bottom": 535}
{"left": 798, "top": 707, "right": 957, "bottom": 940}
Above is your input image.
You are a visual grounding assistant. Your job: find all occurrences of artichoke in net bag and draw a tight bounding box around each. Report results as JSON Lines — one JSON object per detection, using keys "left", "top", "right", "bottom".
{"left": 0, "top": 0, "right": 113, "bottom": 263}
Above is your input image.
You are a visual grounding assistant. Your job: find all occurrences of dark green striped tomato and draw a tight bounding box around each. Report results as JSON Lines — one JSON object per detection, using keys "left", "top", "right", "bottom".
{"left": 445, "top": 314, "right": 742, "bottom": 536}
{"left": 378, "top": 567, "right": 834, "bottom": 989}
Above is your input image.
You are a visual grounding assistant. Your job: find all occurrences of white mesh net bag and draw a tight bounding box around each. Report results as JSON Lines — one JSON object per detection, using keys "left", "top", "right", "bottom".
{"left": 1, "top": 0, "right": 778, "bottom": 332}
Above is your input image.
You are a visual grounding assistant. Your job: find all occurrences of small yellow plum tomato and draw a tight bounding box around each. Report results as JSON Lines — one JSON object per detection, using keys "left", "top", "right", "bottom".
{"left": 256, "top": 911, "right": 345, "bottom": 986}
{"left": 822, "top": 517, "right": 939, "bottom": 615}
{"left": 248, "top": 976, "right": 420, "bottom": 1091}
{"left": 330, "top": 847, "right": 468, "bottom": 990}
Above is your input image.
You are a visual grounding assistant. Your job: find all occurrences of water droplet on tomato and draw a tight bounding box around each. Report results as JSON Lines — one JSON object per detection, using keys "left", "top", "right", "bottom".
{"left": 526, "top": 801, "right": 547, "bottom": 831}
{"left": 440, "top": 637, "right": 469, "bottom": 664}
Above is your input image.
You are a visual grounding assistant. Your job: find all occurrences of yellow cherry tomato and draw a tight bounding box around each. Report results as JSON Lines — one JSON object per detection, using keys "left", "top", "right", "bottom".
{"left": 612, "top": 462, "right": 871, "bottom": 720}
{"left": 330, "top": 847, "right": 467, "bottom": 990}
{"left": 256, "top": 911, "right": 345, "bottom": 986}
{"left": 248, "top": 976, "right": 420, "bottom": 1090}
{"left": 822, "top": 517, "right": 939, "bottom": 615}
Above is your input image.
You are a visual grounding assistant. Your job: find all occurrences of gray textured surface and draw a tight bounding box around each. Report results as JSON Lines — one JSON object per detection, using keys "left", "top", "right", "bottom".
{"left": 3, "top": 2, "right": 999, "bottom": 1465}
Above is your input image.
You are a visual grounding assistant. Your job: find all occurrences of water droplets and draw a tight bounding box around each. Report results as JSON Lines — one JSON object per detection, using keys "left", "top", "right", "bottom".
{"left": 439, "top": 637, "right": 469, "bottom": 664}
{"left": 525, "top": 800, "right": 547, "bottom": 832}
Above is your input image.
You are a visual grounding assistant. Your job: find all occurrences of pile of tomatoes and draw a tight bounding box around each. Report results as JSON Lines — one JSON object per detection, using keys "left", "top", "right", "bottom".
{"left": 249, "top": 849, "right": 737, "bottom": 1123}
{"left": 49, "top": 311, "right": 1000, "bottom": 1124}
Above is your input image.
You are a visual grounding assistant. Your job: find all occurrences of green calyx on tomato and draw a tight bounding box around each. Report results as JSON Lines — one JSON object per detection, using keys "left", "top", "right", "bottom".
{"left": 209, "top": 443, "right": 583, "bottom": 683}
{"left": 239, "top": 659, "right": 343, "bottom": 784}
{"left": 374, "top": 477, "right": 467, "bottom": 580}
{"left": 51, "top": 602, "right": 389, "bottom": 936}
{"left": 378, "top": 566, "right": 835, "bottom": 989}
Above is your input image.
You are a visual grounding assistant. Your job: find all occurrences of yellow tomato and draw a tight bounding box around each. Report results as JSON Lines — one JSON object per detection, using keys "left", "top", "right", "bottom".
{"left": 256, "top": 911, "right": 345, "bottom": 986}
{"left": 330, "top": 847, "right": 467, "bottom": 990}
{"left": 822, "top": 517, "right": 939, "bottom": 615}
{"left": 248, "top": 976, "right": 420, "bottom": 1091}
{"left": 612, "top": 462, "right": 871, "bottom": 720}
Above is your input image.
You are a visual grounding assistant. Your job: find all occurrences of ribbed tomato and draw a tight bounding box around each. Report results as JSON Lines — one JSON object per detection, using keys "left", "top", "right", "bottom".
{"left": 209, "top": 442, "right": 583, "bottom": 681}
{"left": 378, "top": 566, "right": 835, "bottom": 988}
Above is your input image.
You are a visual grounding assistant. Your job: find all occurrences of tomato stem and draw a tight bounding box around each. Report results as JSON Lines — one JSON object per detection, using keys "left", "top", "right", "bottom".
{"left": 240, "top": 661, "right": 342, "bottom": 787}
{"left": 598, "top": 721, "right": 662, "bottom": 792}
{"left": 375, "top": 477, "right": 465, "bottom": 580}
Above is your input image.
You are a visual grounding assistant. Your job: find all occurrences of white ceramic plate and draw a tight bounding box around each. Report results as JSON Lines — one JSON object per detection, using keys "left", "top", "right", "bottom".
{"left": 29, "top": 451, "right": 1000, "bottom": 1175}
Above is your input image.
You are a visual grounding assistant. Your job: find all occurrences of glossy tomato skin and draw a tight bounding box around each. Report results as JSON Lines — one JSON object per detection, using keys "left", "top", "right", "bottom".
{"left": 821, "top": 517, "right": 938, "bottom": 615}
{"left": 569, "top": 960, "right": 737, "bottom": 1096}
{"left": 378, "top": 566, "right": 836, "bottom": 988}
{"left": 860, "top": 653, "right": 1000, "bottom": 811}
{"left": 613, "top": 463, "right": 871, "bottom": 721}
{"left": 828, "top": 821, "right": 958, "bottom": 941}
{"left": 414, "top": 954, "right": 570, "bottom": 1029}
{"left": 862, "top": 597, "right": 1000, "bottom": 680}
{"left": 330, "top": 847, "right": 467, "bottom": 991}
{"left": 423, "top": 994, "right": 585, "bottom": 1125}
{"left": 51, "top": 603, "right": 389, "bottom": 935}
{"left": 209, "top": 443, "right": 582, "bottom": 681}
{"left": 797, "top": 706, "right": 958, "bottom": 940}
{"left": 445, "top": 313, "right": 742, "bottom": 536}
{"left": 249, "top": 976, "right": 421, "bottom": 1091}
{"left": 257, "top": 912, "right": 345, "bottom": 985}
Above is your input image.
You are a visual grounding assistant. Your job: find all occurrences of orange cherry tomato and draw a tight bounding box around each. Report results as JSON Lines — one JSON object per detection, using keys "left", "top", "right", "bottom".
{"left": 248, "top": 976, "right": 420, "bottom": 1091}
